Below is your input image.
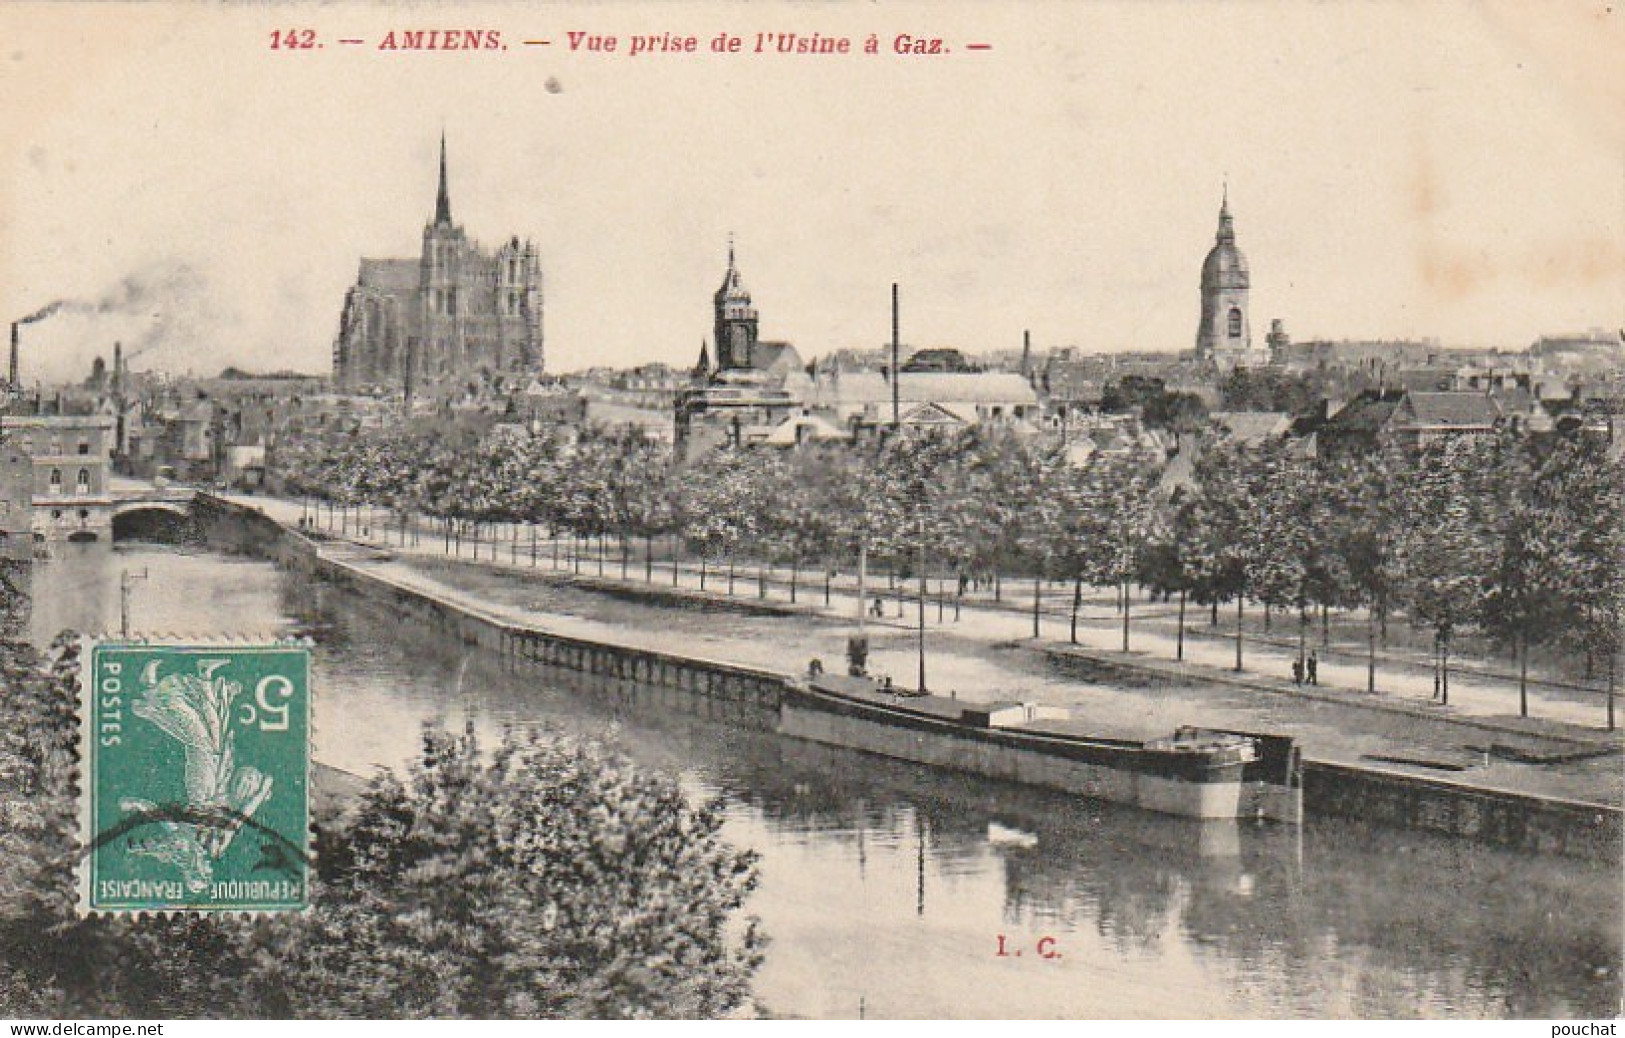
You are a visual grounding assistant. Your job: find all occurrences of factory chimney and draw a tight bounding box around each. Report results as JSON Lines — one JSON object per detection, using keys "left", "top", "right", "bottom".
{"left": 112, "top": 341, "right": 126, "bottom": 457}
{"left": 890, "top": 283, "right": 900, "bottom": 428}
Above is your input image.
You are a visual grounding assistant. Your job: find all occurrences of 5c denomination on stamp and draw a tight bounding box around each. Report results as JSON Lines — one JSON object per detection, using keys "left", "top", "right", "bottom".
{"left": 79, "top": 640, "right": 312, "bottom": 914}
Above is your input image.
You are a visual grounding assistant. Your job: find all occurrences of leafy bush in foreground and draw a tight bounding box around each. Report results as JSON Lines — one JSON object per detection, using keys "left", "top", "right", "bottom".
{"left": 0, "top": 636, "right": 762, "bottom": 1019}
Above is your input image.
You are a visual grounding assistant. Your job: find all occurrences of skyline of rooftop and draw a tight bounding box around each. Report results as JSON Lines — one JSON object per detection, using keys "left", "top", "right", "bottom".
{"left": 3, "top": 2, "right": 1620, "bottom": 383}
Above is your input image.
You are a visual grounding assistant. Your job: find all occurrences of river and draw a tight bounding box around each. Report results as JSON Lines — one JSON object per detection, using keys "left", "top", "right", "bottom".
{"left": 25, "top": 541, "right": 1624, "bottom": 1019}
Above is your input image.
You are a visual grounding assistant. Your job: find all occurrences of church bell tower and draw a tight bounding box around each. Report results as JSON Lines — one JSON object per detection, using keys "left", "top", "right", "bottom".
{"left": 1195, "top": 187, "right": 1263, "bottom": 369}
{"left": 712, "top": 237, "right": 759, "bottom": 371}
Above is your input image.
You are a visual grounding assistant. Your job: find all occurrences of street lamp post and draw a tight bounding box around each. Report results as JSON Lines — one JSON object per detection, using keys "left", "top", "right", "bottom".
{"left": 912, "top": 474, "right": 928, "bottom": 695}
{"left": 917, "top": 514, "right": 927, "bottom": 695}
{"left": 119, "top": 566, "right": 148, "bottom": 638}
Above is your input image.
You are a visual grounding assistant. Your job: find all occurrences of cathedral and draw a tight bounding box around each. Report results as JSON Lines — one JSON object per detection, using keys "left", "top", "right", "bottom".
{"left": 1194, "top": 190, "right": 1270, "bottom": 369}
{"left": 332, "top": 136, "right": 543, "bottom": 392}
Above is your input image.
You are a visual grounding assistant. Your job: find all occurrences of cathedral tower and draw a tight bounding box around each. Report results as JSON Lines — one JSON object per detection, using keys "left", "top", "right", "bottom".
{"left": 419, "top": 132, "right": 468, "bottom": 380}
{"left": 1194, "top": 189, "right": 1264, "bottom": 369}
{"left": 713, "top": 238, "right": 759, "bottom": 371}
{"left": 334, "top": 135, "right": 544, "bottom": 394}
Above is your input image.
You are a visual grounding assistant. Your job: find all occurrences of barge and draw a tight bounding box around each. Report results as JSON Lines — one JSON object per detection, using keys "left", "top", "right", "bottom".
{"left": 784, "top": 673, "right": 1303, "bottom": 823}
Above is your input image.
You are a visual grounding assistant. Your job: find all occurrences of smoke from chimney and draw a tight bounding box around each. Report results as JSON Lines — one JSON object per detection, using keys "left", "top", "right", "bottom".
{"left": 18, "top": 301, "right": 63, "bottom": 325}
{"left": 12, "top": 260, "right": 226, "bottom": 380}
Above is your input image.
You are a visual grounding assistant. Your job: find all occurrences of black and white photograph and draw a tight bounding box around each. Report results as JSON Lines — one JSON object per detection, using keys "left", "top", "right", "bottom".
{"left": 0, "top": 0, "right": 1620, "bottom": 1022}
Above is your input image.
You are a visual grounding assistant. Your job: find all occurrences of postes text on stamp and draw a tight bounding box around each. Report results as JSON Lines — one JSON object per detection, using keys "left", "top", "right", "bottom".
{"left": 80, "top": 641, "right": 311, "bottom": 914}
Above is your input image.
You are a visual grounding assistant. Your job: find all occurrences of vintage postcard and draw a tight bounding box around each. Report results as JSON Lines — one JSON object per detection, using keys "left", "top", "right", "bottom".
{"left": 0, "top": 0, "right": 1620, "bottom": 1022}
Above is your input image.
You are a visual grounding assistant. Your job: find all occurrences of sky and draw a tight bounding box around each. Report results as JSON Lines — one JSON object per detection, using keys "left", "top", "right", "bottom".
{"left": 1, "top": 1, "right": 1621, "bottom": 384}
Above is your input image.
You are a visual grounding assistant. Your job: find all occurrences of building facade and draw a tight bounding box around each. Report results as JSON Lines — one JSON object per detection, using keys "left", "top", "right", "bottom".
{"left": 0, "top": 437, "right": 31, "bottom": 561}
{"left": 333, "top": 136, "right": 543, "bottom": 393}
{"left": 0, "top": 414, "right": 116, "bottom": 542}
{"left": 713, "top": 241, "right": 760, "bottom": 371}
{"left": 1194, "top": 193, "right": 1269, "bottom": 370}
{"left": 677, "top": 245, "right": 811, "bottom": 447}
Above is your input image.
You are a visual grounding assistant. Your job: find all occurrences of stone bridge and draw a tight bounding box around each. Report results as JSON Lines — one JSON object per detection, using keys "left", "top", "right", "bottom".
{"left": 111, "top": 485, "right": 196, "bottom": 518}
{"left": 103, "top": 484, "right": 200, "bottom": 542}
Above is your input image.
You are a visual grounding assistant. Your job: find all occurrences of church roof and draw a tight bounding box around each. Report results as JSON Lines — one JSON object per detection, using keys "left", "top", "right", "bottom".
{"left": 714, "top": 239, "right": 751, "bottom": 304}
{"left": 357, "top": 258, "right": 420, "bottom": 294}
{"left": 749, "top": 341, "right": 804, "bottom": 377}
{"left": 1200, "top": 196, "right": 1249, "bottom": 289}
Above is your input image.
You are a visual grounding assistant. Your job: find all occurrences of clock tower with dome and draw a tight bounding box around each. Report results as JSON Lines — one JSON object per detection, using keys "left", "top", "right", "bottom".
{"left": 1194, "top": 189, "right": 1269, "bottom": 369}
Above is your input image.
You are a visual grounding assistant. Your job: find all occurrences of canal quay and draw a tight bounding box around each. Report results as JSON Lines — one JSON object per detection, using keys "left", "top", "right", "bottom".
{"left": 24, "top": 507, "right": 1624, "bottom": 1019}
{"left": 230, "top": 493, "right": 1624, "bottom": 813}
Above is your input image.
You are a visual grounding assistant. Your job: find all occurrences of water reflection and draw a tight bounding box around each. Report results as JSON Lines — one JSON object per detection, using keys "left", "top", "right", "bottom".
{"left": 25, "top": 543, "right": 1623, "bottom": 1019}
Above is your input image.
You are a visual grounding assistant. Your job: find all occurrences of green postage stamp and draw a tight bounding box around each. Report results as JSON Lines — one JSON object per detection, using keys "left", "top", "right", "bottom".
{"left": 79, "top": 640, "right": 312, "bottom": 914}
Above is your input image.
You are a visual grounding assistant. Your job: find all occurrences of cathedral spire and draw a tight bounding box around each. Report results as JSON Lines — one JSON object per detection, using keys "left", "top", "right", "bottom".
{"left": 434, "top": 132, "right": 453, "bottom": 227}
{"left": 1216, "top": 186, "right": 1234, "bottom": 244}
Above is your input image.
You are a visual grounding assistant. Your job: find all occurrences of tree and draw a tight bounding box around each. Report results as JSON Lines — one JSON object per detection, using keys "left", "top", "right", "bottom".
{"left": 1139, "top": 491, "right": 1204, "bottom": 661}
{"left": 1393, "top": 439, "right": 1498, "bottom": 705}
{"left": 283, "top": 724, "right": 762, "bottom": 1018}
{"left": 1318, "top": 452, "right": 1401, "bottom": 693}
{"left": 1218, "top": 368, "right": 1318, "bottom": 415}
{"left": 1479, "top": 437, "right": 1567, "bottom": 716}
{"left": 1188, "top": 438, "right": 1256, "bottom": 670}
{"left": 675, "top": 447, "right": 766, "bottom": 595}
{"left": 992, "top": 437, "right": 1064, "bottom": 639}
{"left": 1243, "top": 443, "right": 1320, "bottom": 671}
{"left": 1539, "top": 436, "right": 1625, "bottom": 728}
{"left": 577, "top": 429, "right": 674, "bottom": 581}
{"left": 1068, "top": 453, "right": 1159, "bottom": 652}
{"left": 772, "top": 446, "right": 845, "bottom": 604}
{"left": 0, "top": 634, "right": 763, "bottom": 1018}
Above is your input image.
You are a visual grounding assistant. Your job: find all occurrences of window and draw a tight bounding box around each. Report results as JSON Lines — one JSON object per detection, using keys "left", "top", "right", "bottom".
{"left": 447, "top": 288, "right": 458, "bottom": 316}
{"left": 1228, "top": 308, "right": 1243, "bottom": 337}
{"left": 49, "top": 468, "right": 61, "bottom": 493}
{"left": 50, "top": 435, "right": 62, "bottom": 455}
{"left": 77, "top": 508, "right": 89, "bottom": 520}
{"left": 78, "top": 440, "right": 90, "bottom": 455}
{"left": 76, "top": 468, "right": 90, "bottom": 494}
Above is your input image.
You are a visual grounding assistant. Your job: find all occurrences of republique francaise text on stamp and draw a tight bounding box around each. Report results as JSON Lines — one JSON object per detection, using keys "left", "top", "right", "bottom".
{"left": 77, "top": 640, "right": 312, "bottom": 914}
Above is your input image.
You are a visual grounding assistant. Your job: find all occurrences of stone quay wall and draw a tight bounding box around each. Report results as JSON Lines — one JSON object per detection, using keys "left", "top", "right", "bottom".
{"left": 194, "top": 494, "right": 1622, "bottom": 862}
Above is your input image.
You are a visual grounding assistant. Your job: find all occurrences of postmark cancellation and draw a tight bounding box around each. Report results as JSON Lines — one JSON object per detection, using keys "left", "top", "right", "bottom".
{"left": 76, "top": 639, "right": 312, "bottom": 915}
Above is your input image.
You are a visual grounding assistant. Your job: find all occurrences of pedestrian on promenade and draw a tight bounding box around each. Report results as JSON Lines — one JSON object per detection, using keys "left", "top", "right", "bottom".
{"left": 846, "top": 634, "right": 868, "bottom": 677}
{"left": 1306, "top": 651, "right": 1318, "bottom": 686}
{"left": 1291, "top": 657, "right": 1304, "bottom": 685}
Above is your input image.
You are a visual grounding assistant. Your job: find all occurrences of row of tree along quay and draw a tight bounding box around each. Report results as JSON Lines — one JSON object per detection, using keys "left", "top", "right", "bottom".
{"left": 271, "top": 420, "right": 1625, "bottom": 729}
{"left": 0, "top": 615, "right": 763, "bottom": 1018}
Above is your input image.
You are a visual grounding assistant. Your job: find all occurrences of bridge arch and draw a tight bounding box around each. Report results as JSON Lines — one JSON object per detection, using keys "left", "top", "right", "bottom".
{"left": 111, "top": 503, "right": 198, "bottom": 544}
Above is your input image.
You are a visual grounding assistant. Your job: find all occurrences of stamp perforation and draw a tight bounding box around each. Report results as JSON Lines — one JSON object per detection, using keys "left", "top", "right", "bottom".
{"left": 75, "top": 634, "right": 316, "bottom": 917}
